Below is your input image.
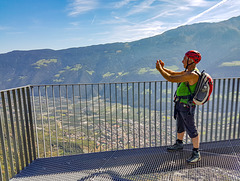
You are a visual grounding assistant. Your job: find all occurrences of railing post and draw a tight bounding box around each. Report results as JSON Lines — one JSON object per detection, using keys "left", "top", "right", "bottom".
{"left": 12, "top": 89, "right": 25, "bottom": 170}
{"left": 0, "top": 114, "right": 9, "bottom": 181}
{"left": 52, "top": 86, "right": 58, "bottom": 156}
{"left": 78, "top": 85, "right": 83, "bottom": 154}
{"left": 143, "top": 82, "right": 146, "bottom": 148}
{"left": 210, "top": 79, "right": 216, "bottom": 142}
{"left": 165, "top": 81, "right": 168, "bottom": 145}
{"left": 127, "top": 83, "right": 130, "bottom": 149}
{"left": 22, "top": 88, "right": 33, "bottom": 163}
{"left": 170, "top": 83, "right": 173, "bottom": 145}
{"left": 0, "top": 161, "right": 2, "bottom": 181}
{"left": 137, "top": 82, "right": 140, "bottom": 148}
{"left": 215, "top": 79, "right": 221, "bottom": 140}
{"left": 205, "top": 100, "right": 210, "bottom": 142}
{"left": 220, "top": 79, "right": 226, "bottom": 140}
{"left": 132, "top": 82, "right": 135, "bottom": 148}
{"left": 149, "top": 82, "right": 151, "bottom": 147}
{"left": 159, "top": 81, "right": 162, "bottom": 146}
{"left": 31, "top": 87, "right": 40, "bottom": 158}
{"left": 109, "top": 83, "right": 113, "bottom": 150}
{"left": 65, "top": 85, "right": 71, "bottom": 154}
{"left": 45, "top": 86, "right": 52, "bottom": 157}
{"left": 234, "top": 78, "right": 239, "bottom": 139}
{"left": 38, "top": 86, "right": 46, "bottom": 158}
{"left": 17, "top": 88, "right": 29, "bottom": 167}
{"left": 154, "top": 82, "right": 157, "bottom": 147}
{"left": 72, "top": 85, "right": 77, "bottom": 154}
{"left": 1, "top": 92, "right": 15, "bottom": 177}
{"left": 224, "top": 79, "right": 231, "bottom": 140}
{"left": 104, "top": 84, "right": 107, "bottom": 151}
{"left": 229, "top": 79, "right": 235, "bottom": 140}
{"left": 115, "top": 83, "right": 119, "bottom": 150}
{"left": 26, "top": 86, "right": 36, "bottom": 160}
{"left": 97, "top": 84, "right": 101, "bottom": 152}
{"left": 85, "top": 85, "right": 89, "bottom": 153}
{"left": 7, "top": 90, "right": 19, "bottom": 173}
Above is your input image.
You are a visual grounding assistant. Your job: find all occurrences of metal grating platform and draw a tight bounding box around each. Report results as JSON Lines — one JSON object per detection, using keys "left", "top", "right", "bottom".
{"left": 11, "top": 139, "right": 240, "bottom": 181}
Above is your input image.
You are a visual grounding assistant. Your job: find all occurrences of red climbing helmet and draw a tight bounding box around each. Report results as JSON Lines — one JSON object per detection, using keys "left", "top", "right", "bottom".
{"left": 185, "top": 50, "right": 201, "bottom": 64}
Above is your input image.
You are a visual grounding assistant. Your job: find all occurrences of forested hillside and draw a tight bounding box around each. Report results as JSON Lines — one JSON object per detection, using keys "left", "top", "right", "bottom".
{"left": 0, "top": 16, "right": 240, "bottom": 90}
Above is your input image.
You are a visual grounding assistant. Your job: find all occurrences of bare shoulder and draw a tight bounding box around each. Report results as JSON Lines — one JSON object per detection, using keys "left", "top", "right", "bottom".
{"left": 167, "top": 70, "right": 198, "bottom": 84}
{"left": 188, "top": 71, "right": 199, "bottom": 85}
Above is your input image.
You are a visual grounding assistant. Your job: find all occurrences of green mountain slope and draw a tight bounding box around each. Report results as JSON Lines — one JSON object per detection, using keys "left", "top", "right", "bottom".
{"left": 0, "top": 16, "right": 240, "bottom": 90}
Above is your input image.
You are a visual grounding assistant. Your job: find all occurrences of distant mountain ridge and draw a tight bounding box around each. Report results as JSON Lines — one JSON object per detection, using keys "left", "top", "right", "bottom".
{"left": 0, "top": 16, "right": 240, "bottom": 90}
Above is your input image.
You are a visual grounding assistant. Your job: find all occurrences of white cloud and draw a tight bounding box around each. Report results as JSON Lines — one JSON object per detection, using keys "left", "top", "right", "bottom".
{"left": 103, "top": 20, "right": 169, "bottom": 43}
{"left": 67, "top": 0, "right": 98, "bottom": 16}
{"left": 99, "top": 0, "right": 240, "bottom": 45}
{"left": 91, "top": 15, "right": 96, "bottom": 24}
{"left": 64, "top": 0, "right": 240, "bottom": 49}
{"left": 183, "top": 0, "right": 211, "bottom": 7}
{"left": 125, "top": 0, "right": 212, "bottom": 21}
{"left": 202, "top": 0, "right": 240, "bottom": 22}
{"left": 184, "top": 0, "right": 229, "bottom": 24}
{"left": 129, "top": 0, "right": 208, "bottom": 25}
{"left": 114, "top": 0, "right": 134, "bottom": 8}
{"left": 127, "top": 0, "right": 156, "bottom": 16}
{"left": 100, "top": 16, "right": 133, "bottom": 25}
{"left": 96, "top": 0, "right": 215, "bottom": 43}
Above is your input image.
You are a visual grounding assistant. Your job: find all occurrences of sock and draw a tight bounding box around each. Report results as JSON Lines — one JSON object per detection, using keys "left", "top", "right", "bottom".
{"left": 177, "top": 139, "right": 183, "bottom": 144}
{"left": 193, "top": 148, "right": 199, "bottom": 152}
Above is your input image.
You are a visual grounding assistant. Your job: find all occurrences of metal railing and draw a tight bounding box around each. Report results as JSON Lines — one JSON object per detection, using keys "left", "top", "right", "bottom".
{"left": 0, "top": 87, "right": 36, "bottom": 181}
{"left": 0, "top": 78, "right": 239, "bottom": 180}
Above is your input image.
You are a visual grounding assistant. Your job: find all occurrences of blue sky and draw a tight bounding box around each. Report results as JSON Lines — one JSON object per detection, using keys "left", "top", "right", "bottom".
{"left": 0, "top": 0, "right": 240, "bottom": 53}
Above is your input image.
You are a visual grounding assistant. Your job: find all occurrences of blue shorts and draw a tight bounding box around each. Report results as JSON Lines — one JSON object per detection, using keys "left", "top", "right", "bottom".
{"left": 174, "top": 102, "right": 198, "bottom": 138}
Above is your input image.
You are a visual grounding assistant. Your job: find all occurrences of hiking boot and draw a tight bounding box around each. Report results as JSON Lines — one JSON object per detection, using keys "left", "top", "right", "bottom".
{"left": 167, "top": 141, "right": 183, "bottom": 151}
{"left": 186, "top": 150, "right": 201, "bottom": 164}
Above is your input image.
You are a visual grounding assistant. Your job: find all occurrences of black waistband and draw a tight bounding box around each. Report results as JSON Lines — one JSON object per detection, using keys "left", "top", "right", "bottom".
{"left": 176, "top": 95, "right": 191, "bottom": 99}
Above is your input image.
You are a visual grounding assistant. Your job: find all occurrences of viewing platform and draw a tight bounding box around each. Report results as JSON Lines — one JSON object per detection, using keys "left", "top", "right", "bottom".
{"left": 0, "top": 78, "right": 239, "bottom": 180}
{"left": 12, "top": 139, "right": 240, "bottom": 181}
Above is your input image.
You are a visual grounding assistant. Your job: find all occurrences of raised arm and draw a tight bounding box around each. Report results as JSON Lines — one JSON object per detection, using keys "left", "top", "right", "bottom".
{"left": 162, "top": 67, "right": 185, "bottom": 76}
{"left": 156, "top": 60, "right": 198, "bottom": 84}
{"left": 156, "top": 60, "right": 185, "bottom": 76}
